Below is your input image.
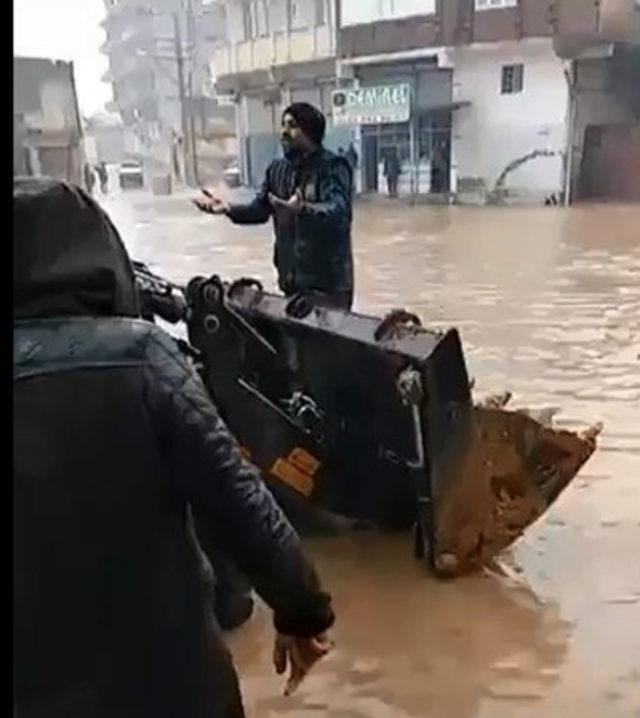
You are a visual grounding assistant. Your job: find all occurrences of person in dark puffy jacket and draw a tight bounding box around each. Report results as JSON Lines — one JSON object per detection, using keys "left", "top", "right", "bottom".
{"left": 193, "top": 102, "right": 354, "bottom": 311}
{"left": 13, "top": 177, "right": 335, "bottom": 718}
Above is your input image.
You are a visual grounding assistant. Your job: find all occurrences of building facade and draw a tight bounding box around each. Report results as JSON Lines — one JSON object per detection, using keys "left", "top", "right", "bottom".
{"left": 212, "top": 0, "right": 639, "bottom": 202}
{"left": 13, "top": 57, "right": 84, "bottom": 186}
{"left": 83, "top": 111, "right": 127, "bottom": 165}
{"left": 211, "top": 0, "right": 354, "bottom": 186}
{"left": 566, "top": 47, "right": 640, "bottom": 202}
{"left": 554, "top": 0, "right": 640, "bottom": 201}
{"left": 338, "top": 0, "right": 569, "bottom": 202}
{"left": 100, "top": 0, "right": 229, "bottom": 182}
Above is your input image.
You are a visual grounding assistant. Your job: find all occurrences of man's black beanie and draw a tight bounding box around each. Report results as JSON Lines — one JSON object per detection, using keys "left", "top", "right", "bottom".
{"left": 283, "top": 102, "right": 326, "bottom": 146}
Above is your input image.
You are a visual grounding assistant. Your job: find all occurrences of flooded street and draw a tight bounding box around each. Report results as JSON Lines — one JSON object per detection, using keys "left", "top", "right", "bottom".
{"left": 104, "top": 189, "right": 640, "bottom": 718}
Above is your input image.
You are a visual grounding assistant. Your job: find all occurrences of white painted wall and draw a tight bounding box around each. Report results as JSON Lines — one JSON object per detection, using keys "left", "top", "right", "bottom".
{"left": 290, "top": 0, "right": 315, "bottom": 29}
{"left": 83, "top": 136, "right": 99, "bottom": 164}
{"left": 224, "top": 0, "right": 326, "bottom": 42}
{"left": 224, "top": 0, "right": 246, "bottom": 43}
{"left": 35, "top": 81, "right": 77, "bottom": 131}
{"left": 246, "top": 96, "right": 277, "bottom": 134}
{"left": 20, "top": 73, "right": 79, "bottom": 134}
{"left": 290, "top": 86, "right": 322, "bottom": 107}
{"left": 450, "top": 39, "right": 569, "bottom": 200}
{"left": 341, "top": 0, "right": 435, "bottom": 27}
{"left": 270, "top": 0, "right": 288, "bottom": 32}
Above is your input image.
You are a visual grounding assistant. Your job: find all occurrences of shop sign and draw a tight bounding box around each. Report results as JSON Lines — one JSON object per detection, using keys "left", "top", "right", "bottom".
{"left": 332, "top": 83, "right": 412, "bottom": 126}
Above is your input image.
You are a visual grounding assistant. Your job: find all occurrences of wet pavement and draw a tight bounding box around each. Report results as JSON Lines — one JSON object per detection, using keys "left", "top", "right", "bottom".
{"left": 102, "top": 187, "right": 640, "bottom": 718}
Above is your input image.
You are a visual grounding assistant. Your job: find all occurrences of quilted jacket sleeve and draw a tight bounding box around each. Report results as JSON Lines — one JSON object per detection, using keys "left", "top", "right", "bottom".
{"left": 226, "top": 166, "right": 273, "bottom": 225}
{"left": 143, "top": 329, "right": 334, "bottom": 638}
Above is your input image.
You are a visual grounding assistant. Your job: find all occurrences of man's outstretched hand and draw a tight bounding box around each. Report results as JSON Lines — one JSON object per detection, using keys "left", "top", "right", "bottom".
{"left": 273, "top": 632, "right": 333, "bottom": 697}
{"left": 268, "top": 189, "right": 304, "bottom": 215}
{"left": 192, "top": 189, "right": 230, "bottom": 215}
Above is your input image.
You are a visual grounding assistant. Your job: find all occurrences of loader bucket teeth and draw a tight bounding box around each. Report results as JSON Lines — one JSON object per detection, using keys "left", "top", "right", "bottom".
{"left": 431, "top": 407, "right": 599, "bottom": 576}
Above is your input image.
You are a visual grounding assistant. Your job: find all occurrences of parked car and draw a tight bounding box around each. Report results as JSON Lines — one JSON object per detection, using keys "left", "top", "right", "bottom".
{"left": 222, "top": 161, "right": 241, "bottom": 188}
{"left": 118, "top": 160, "right": 144, "bottom": 189}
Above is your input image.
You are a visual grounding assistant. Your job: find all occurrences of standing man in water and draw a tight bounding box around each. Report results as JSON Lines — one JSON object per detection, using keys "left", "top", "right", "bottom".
{"left": 192, "top": 103, "right": 355, "bottom": 617}
{"left": 193, "top": 102, "right": 355, "bottom": 311}
{"left": 383, "top": 148, "right": 401, "bottom": 199}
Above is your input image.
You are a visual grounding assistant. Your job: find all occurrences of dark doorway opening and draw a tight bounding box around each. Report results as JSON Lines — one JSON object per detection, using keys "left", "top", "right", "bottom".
{"left": 362, "top": 134, "right": 379, "bottom": 193}
{"left": 579, "top": 123, "right": 640, "bottom": 201}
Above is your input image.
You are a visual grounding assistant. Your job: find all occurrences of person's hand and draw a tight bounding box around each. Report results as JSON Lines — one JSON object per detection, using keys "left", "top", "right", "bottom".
{"left": 268, "top": 189, "right": 304, "bottom": 214}
{"left": 192, "top": 189, "right": 230, "bottom": 215}
{"left": 273, "top": 632, "right": 333, "bottom": 697}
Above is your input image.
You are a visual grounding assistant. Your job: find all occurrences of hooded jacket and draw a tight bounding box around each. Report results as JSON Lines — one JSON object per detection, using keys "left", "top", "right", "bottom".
{"left": 13, "top": 178, "right": 334, "bottom": 718}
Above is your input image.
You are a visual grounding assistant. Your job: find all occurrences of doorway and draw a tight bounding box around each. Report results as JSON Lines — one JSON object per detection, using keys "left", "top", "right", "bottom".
{"left": 579, "top": 123, "right": 640, "bottom": 201}
{"left": 362, "top": 134, "right": 379, "bottom": 193}
{"left": 417, "top": 111, "right": 452, "bottom": 194}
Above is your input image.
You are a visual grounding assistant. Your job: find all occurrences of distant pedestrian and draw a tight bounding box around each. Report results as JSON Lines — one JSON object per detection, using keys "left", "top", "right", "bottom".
{"left": 383, "top": 148, "right": 401, "bottom": 198}
{"left": 96, "top": 162, "right": 109, "bottom": 194}
{"left": 340, "top": 144, "right": 358, "bottom": 198}
{"left": 346, "top": 143, "right": 358, "bottom": 172}
{"left": 83, "top": 163, "right": 96, "bottom": 196}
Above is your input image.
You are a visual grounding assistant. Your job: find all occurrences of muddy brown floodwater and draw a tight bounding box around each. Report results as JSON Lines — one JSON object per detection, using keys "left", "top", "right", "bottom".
{"left": 105, "top": 190, "right": 640, "bottom": 718}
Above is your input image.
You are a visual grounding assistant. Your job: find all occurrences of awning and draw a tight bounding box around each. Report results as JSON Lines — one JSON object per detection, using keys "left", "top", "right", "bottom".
{"left": 418, "top": 101, "right": 472, "bottom": 113}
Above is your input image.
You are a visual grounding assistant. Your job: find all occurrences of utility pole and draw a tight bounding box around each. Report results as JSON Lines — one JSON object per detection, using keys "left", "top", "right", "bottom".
{"left": 185, "top": 0, "right": 200, "bottom": 186}
{"left": 172, "top": 12, "right": 195, "bottom": 186}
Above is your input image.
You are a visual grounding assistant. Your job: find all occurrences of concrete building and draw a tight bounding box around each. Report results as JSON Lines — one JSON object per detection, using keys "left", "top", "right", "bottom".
{"left": 339, "top": 0, "right": 640, "bottom": 203}
{"left": 554, "top": 0, "right": 640, "bottom": 201}
{"left": 211, "top": 0, "right": 638, "bottom": 203}
{"left": 447, "top": 38, "right": 569, "bottom": 204}
{"left": 100, "top": 0, "right": 230, "bottom": 183}
{"left": 83, "top": 111, "right": 127, "bottom": 165}
{"left": 211, "top": 0, "right": 352, "bottom": 186}
{"left": 211, "top": 0, "right": 573, "bottom": 199}
{"left": 337, "top": 0, "right": 572, "bottom": 202}
{"left": 13, "top": 57, "right": 84, "bottom": 186}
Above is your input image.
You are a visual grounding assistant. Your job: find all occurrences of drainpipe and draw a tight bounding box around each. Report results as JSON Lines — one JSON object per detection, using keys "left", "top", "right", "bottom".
{"left": 186, "top": 0, "right": 200, "bottom": 186}
{"left": 563, "top": 60, "right": 577, "bottom": 207}
{"left": 410, "top": 77, "right": 417, "bottom": 204}
{"left": 240, "top": 95, "right": 250, "bottom": 185}
{"left": 285, "top": 0, "right": 292, "bottom": 63}
{"left": 334, "top": 0, "right": 341, "bottom": 59}
{"left": 173, "top": 12, "right": 194, "bottom": 186}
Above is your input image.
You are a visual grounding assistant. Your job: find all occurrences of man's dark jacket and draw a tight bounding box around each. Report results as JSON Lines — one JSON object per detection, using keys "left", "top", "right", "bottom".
{"left": 13, "top": 178, "right": 334, "bottom": 718}
{"left": 227, "top": 148, "right": 353, "bottom": 300}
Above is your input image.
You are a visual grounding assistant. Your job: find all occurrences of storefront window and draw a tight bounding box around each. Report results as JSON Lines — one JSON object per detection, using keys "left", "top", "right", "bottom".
{"left": 360, "top": 113, "right": 452, "bottom": 195}
{"left": 417, "top": 112, "right": 452, "bottom": 160}
{"left": 366, "top": 122, "right": 411, "bottom": 162}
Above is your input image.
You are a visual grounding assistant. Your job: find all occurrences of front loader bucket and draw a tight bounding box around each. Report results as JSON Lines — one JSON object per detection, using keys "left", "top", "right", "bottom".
{"left": 430, "top": 404, "right": 600, "bottom": 576}
{"left": 185, "top": 276, "right": 600, "bottom": 576}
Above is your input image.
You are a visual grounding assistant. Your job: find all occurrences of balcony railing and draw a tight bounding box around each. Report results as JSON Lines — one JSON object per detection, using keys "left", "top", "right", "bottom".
{"left": 214, "top": 24, "right": 334, "bottom": 78}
